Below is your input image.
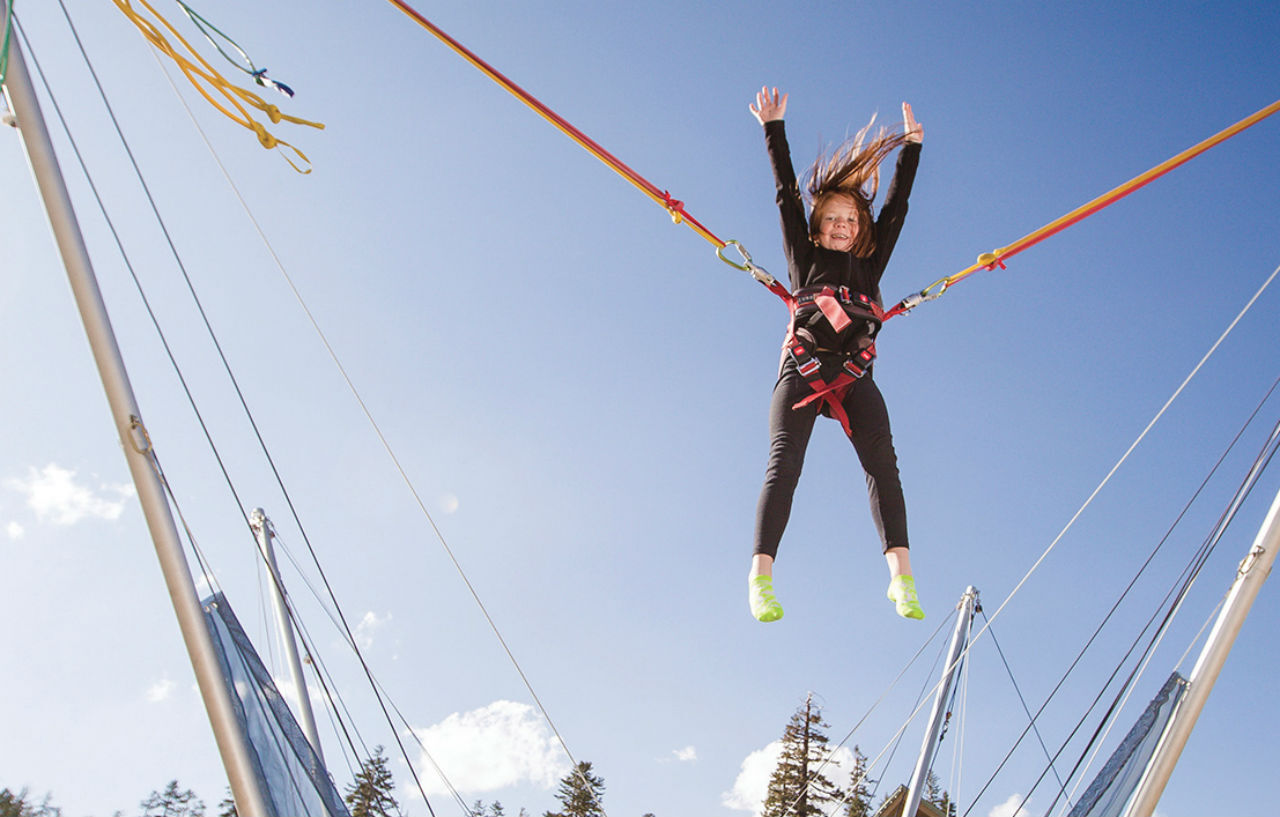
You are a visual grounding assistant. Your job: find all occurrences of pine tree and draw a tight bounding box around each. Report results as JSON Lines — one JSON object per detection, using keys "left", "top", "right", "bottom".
{"left": 924, "top": 771, "right": 956, "bottom": 814}
{"left": 469, "top": 799, "right": 508, "bottom": 817}
{"left": 216, "top": 788, "right": 237, "bottom": 817}
{"left": 345, "top": 747, "right": 401, "bottom": 817}
{"left": 923, "top": 772, "right": 955, "bottom": 817}
{"left": 140, "top": 781, "right": 205, "bottom": 817}
{"left": 542, "top": 761, "right": 605, "bottom": 817}
{"left": 843, "top": 746, "right": 874, "bottom": 817}
{"left": 762, "top": 694, "right": 846, "bottom": 817}
{"left": 0, "top": 789, "right": 60, "bottom": 817}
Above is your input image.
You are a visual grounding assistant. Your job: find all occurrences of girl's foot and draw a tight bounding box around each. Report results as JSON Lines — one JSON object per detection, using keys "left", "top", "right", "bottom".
{"left": 749, "top": 574, "right": 784, "bottom": 622}
{"left": 887, "top": 575, "right": 925, "bottom": 620}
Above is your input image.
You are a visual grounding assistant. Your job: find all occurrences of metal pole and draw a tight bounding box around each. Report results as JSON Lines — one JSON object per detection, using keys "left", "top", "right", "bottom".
{"left": 1122, "top": 486, "right": 1280, "bottom": 817}
{"left": 250, "top": 509, "right": 325, "bottom": 762}
{"left": 903, "top": 586, "right": 980, "bottom": 817}
{"left": 1, "top": 24, "right": 271, "bottom": 817}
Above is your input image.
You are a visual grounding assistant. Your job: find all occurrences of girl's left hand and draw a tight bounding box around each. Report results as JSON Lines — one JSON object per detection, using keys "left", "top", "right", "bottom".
{"left": 903, "top": 102, "right": 923, "bottom": 144}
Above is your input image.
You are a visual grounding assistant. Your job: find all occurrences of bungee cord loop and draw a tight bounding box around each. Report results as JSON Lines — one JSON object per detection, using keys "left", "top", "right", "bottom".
{"left": 111, "top": 0, "right": 323, "bottom": 172}
{"left": 884, "top": 97, "right": 1280, "bottom": 322}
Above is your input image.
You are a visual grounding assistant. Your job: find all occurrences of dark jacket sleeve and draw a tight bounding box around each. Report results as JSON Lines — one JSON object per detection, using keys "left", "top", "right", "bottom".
{"left": 764, "top": 120, "right": 812, "bottom": 291}
{"left": 871, "top": 141, "right": 922, "bottom": 282}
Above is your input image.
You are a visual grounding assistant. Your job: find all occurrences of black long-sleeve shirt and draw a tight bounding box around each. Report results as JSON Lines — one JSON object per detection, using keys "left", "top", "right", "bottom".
{"left": 764, "top": 119, "right": 921, "bottom": 308}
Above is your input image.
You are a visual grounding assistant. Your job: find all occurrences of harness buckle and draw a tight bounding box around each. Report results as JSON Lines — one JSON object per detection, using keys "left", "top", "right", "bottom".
{"left": 842, "top": 348, "right": 876, "bottom": 378}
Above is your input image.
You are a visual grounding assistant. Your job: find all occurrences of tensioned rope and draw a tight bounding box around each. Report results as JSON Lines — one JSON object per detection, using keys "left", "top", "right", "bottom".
{"left": 982, "top": 616, "right": 1071, "bottom": 801}
{"left": 39, "top": 3, "right": 438, "bottom": 811}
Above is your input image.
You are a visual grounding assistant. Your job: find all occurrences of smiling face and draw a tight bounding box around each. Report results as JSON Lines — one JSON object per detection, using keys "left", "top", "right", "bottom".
{"left": 811, "top": 192, "right": 862, "bottom": 252}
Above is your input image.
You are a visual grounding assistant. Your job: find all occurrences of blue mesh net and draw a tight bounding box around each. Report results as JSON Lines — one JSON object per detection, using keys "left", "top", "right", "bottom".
{"left": 203, "top": 592, "right": 350, "bottom": 817}
{"left": 1067, "top": 672, "right": 1187, "bottom": 817}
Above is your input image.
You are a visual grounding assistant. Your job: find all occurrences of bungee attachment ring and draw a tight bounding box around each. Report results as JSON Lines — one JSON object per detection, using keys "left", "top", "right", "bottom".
{"left": 717, "top": 240, "right": 777, "bottom": 286}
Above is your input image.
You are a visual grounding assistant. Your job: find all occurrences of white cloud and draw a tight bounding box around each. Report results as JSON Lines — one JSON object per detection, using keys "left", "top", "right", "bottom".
{"left": 673, "top": 745, "right": 697, "bottom": 762}
{"left": 988, "top": 794, "right": 1033, "bottom": 817}
{"left": 411, "top": 700, "right": 569, "bottom": 796}
{"left": 723, "top": 741, "right": 854, "bottom": 817}
{"left": 355, "top": 610, "right": 391, "bottom": 648}
{"left": 6, "top": 521, "right": 23, "bottom": 540}
{"left": 7, "top": 464, "right": 134, "bottom": 525}
{"left": 723, "top": 742, "right": 782, "bottom": 814}
{"left": 146, "top": 678, "right": 175, "bottom": 703}
{"left": 439, "top": 492, "right": 460, "bottom": 514}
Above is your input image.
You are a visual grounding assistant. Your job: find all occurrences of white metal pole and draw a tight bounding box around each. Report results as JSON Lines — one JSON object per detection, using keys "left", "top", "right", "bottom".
{"left": 250, "top": 508, "right": 325, "bottom": 762}
{"left": 1122, "top": 486, "right": 1280, "bottom": 817}
{"left": 1, "top": 24, "right": 271, "bottom": 817}
{"left": 904, "top": 586, "right": 979, "bottom": 817}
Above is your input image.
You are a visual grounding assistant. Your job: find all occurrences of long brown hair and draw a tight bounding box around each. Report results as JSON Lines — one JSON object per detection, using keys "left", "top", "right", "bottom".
{"left": 803, "top": 115, "right": 909, "bottom": 257}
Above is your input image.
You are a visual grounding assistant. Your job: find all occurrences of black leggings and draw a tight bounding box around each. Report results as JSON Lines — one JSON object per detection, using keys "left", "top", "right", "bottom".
{"left": 753, "top": 363, "right": 909, "bottom": 560}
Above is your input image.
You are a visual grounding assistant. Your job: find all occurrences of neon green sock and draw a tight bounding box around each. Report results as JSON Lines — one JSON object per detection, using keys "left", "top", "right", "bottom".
{"left": 749, "top": 574, "right": 784, "bottom": 622}
{"left": 887, "top": 575, "right": 925, "bottom": 620}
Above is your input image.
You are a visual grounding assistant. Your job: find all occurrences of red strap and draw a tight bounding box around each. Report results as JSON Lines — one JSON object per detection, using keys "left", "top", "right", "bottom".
{"left": 792, "top": 372, "right": 861, "bottom": 437}
{"left": 795, "top": 385, "right": 855, "bottom": 436}
{"left": 814, "top": 290, "right": 853, "bottom": 332}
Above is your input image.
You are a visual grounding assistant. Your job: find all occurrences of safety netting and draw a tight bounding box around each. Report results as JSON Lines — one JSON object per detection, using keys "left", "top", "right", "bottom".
{"left": 1067, "top": 672, "right": 1188, "bottom": 817}
{"left": 202, "top": 592, "right": 350, "bottom": 817}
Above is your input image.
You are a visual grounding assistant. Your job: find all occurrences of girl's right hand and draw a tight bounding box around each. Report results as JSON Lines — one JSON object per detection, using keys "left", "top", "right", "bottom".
{"left": 750, "top": 86, "right": 788, "bottom": 125}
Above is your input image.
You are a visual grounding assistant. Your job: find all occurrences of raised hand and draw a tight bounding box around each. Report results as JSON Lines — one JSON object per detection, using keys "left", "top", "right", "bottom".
{"left": 750, "top": 86, "right": 789, "bottom": 125}
{"left": 903, "top": 102, "right": 923, "bottom": 143}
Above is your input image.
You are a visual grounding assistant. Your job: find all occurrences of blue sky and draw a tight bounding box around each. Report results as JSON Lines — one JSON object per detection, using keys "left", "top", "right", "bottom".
{"left": 2, "top": 2, "right": 1278, "bottom": 816}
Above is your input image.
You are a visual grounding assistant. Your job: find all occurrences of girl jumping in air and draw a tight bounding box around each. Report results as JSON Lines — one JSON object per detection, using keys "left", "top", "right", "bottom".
{"left": 747, "top": 86, "right": 924, "bottom": 623}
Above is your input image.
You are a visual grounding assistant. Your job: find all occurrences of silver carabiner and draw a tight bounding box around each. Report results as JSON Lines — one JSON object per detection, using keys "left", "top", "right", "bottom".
{"left": 717, "top": 240, "right": 778, "bottom": 287}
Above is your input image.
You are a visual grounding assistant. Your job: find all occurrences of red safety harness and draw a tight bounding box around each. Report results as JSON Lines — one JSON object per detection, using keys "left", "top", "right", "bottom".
{"left": 780, "top": 285, "right": 887, "bottom": 436}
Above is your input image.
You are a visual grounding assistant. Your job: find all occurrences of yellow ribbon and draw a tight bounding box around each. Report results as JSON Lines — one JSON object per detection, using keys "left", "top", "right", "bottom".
{"left": 113, "top": 0, "right": 324, "bottom": 173}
